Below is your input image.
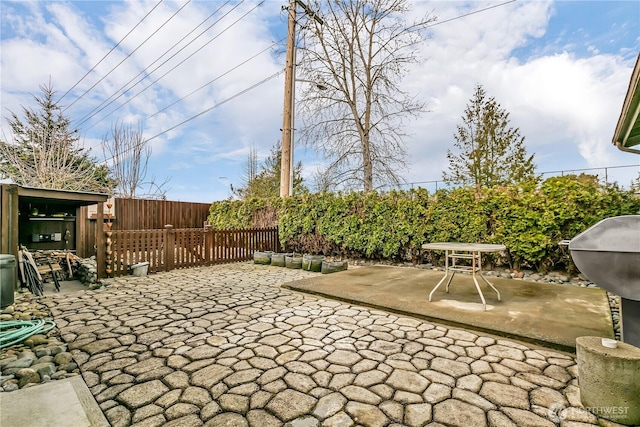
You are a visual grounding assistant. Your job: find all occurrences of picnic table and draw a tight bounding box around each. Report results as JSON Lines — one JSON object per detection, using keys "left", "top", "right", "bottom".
{"left": 422, "top": 242, "right": 506, "bottom": 310}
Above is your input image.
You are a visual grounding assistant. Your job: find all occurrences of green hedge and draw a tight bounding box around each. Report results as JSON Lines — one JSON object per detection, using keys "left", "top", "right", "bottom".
{"left": 208, "top": 175, "right": 639, "bottom": 272}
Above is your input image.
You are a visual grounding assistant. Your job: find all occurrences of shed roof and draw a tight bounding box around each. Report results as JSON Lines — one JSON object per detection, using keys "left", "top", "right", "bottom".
{"left": 12, "top": 185, "right": 109, "bottom": 207}
{"left": 613, "top": 53, "right": 640, "bottom": 154}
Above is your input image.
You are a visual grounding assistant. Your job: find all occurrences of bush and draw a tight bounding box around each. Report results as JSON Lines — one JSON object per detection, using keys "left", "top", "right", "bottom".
{"left": 208, "top": 175, "right": 639, "bottom": 273}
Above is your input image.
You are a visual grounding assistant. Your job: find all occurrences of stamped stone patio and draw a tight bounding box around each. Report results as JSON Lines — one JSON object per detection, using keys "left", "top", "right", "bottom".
{"left": 33, "top": 263, "right": 622, "bottom": 427}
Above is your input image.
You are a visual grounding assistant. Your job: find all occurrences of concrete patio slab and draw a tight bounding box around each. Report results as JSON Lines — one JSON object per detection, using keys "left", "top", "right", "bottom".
{"left": 282, "top": 265, "right": 614, "bottom": 351}
{"left": 42, "top": 279, "right": 89, "bottom": 296}
{"left": 0, "top": 375, "right": 108, "bottom": 427}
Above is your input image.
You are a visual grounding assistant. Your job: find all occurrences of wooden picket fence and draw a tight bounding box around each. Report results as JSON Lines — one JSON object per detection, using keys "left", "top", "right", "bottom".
{"left": 109, "top": 226, "right": 280, "bottom": 276}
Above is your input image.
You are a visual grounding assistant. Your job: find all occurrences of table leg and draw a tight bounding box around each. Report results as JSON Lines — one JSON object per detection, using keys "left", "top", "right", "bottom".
{"left": 479, "top": 274, "right": 501, "bottom": 301}
{"left": 472, "top": 274, "right": 487, "bottom": 310}
{"left": 429, "top": 270, "right": 454, "bottom": 301}
{"left": 470, "top": 252, "right": 501, "bottom": 310}
{"left": 476, "top": 251, "right": 501, "bottom": 301}
{"left": 429, "top": 249, "right": 454, "bottom": 302}
{"left": 444, "top": 272, "right": 455, "bottom": 293}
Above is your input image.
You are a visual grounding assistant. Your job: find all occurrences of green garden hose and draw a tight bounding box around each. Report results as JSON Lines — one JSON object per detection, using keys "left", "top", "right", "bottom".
{"left": 0, "top": 320, "right": 56, "bottom": 349}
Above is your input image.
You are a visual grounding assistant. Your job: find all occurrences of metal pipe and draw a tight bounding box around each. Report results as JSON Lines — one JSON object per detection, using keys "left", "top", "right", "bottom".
{"left": 616, "top": 141, "right": 640, "bottom": 155}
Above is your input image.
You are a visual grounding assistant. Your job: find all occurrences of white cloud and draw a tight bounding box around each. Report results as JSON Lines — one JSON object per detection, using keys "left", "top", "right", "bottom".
{"left": 491, "top": 53, "right": 631, "bottom": 163}
{"left": 1, "top": 0, "right": 637, "bottom": 201}
{"left": 400, "top": 0, "right": 637, "bottom": 187}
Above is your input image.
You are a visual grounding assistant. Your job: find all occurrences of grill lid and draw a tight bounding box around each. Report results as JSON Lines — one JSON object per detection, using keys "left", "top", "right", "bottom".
{"left": 568, "top": 215, "right": 640, "bottom": 253}
{"left": 568, "top": 215, "right": 640, "bottom": 301}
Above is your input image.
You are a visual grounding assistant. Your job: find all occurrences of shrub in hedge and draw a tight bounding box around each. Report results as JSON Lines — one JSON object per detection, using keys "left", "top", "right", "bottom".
{"left": 207, "top": 175, "right": 639, "bottom": 273}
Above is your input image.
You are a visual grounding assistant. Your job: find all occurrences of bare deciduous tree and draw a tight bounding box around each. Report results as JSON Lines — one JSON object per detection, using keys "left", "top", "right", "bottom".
{"left": 232, "top": 145, "right": 259, "bottom": 198}
{"left": 0, "top": 82, "right": 114, "bottom": 192}
{"left": 296, "top": 0, "right": 435, "bottom": 192}
{"left": 102, "top": 121, "right": 169, "bottom": 199}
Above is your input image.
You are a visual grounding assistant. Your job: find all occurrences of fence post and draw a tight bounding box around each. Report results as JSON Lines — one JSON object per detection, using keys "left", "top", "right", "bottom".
{"left": 96, "top": 202, "right": 106, "bottom": 280}
{"left": 204, "top": 226, "right": 212, "bottom": 264}
{"left": 164, "top": 224, "right": 175, "bottom": 272}
{"left": 212, "top": 228, "right": 218, "bottom": 264}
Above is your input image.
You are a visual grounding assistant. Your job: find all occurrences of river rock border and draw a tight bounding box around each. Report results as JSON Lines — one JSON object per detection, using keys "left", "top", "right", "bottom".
{"left": 0, "top": 292, "right": 80, "bottom": 392}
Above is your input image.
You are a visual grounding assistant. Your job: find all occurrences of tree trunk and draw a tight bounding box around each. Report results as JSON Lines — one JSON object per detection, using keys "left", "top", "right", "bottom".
{"left": 362, "top": 136, "right": 373, "bottom": 192}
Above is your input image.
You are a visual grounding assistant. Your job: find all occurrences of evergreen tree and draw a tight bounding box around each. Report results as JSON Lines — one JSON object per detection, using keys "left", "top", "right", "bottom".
{"left": 443, "top": 84, "right": 536, "bottom": 188}
{"left": 0, "top": 82, "right": 114, "bottom": 192}
{"left": 232, "top": 142, "right": 306, "bottom": 199}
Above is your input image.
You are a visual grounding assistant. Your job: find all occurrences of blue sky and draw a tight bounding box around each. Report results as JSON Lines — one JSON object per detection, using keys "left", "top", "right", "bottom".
{"left": 1, "top": 0, "right": 639, "bottom": 202}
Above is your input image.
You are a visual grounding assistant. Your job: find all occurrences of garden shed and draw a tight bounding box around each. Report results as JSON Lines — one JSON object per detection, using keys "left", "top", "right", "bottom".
{"left": 0, "top": 184, "right": 109, "bottom": 278}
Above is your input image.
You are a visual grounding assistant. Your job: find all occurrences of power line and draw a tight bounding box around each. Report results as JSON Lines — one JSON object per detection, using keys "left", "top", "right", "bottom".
{"left": 77, "top": 0, "right": 242, "bottom": 129}
{"left": 427, "top": 0, "right": 517, "bottom": 28}
{"left": 145, "top": 69, "right": 284, "bottom": 143}
{"left": 82, "top": 0, "right": 512, "bottom": 132}
{"left": 64, "top": 0, "right": 192, "bottom": 113}
{"left": 96, "top": 0, "right": 516, "bottom": 163}
{"left": 80, "top": 0, "right": 263, "bottom": 131}
{"left": 146, "top": 39, "right": 283, "bottom": 121}
{"left": 58, "top": 0, "right": 164, "bottom": 104}
{"left": 102, "top": 69, "right": 285, "bottom": 165}
{"left": 73, "top": 0, "right": 233, "bottom": 128}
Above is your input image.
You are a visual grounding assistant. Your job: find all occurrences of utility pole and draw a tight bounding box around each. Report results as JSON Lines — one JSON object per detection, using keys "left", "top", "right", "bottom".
{"left": 280, "top": 0, "right": 323, "bottom": 198}
{"left": 280, "top": 0, "right": 296, "bottom": 198}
